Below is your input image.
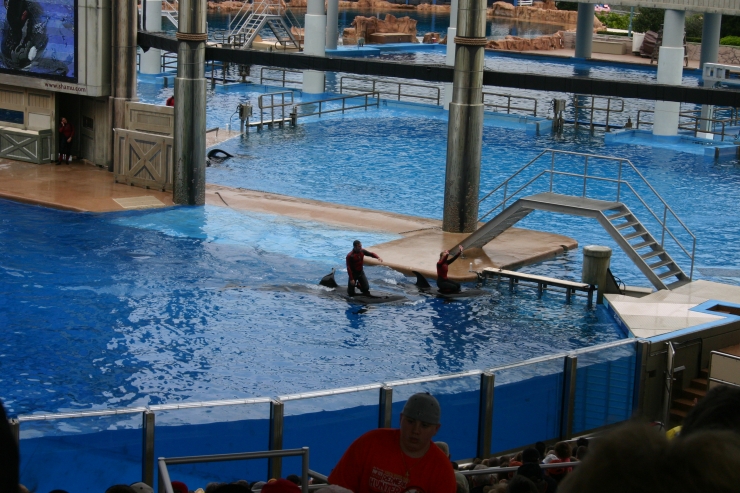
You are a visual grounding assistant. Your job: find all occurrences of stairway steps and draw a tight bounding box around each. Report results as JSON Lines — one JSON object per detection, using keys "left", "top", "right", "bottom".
{"left": 606, "top": 210, "right": 631, "bottom": 221}
{"left": 640, "top": 249, "right": 664, "bottom": 260}
{"left": 649, "top": 259, "right": 674, "bottom": 270}
{"left": 683, "top": 386, "right": 707, "bottom": 399}
{"left": 616, "top": 220, "right": 641, "bottom": 230}
{"left": 672, "top": 398, "right": 696, "bottom": 412}
{"left": 669, "top": 408, "right": 688, "bottom": 418}
{"left": 658, "top": 269, "right": 683, "bottom": 280}
{"left": 623, "top": 230, "right": 648, "bottom": 240}
{"left": 691, "top": 378, "right": 708, "bottom": 389}
{"left": 632, "top": 240, "right": 656, "bottom": 250}
{"left": 699, "top": 368, "right": 708, "bottom": 379}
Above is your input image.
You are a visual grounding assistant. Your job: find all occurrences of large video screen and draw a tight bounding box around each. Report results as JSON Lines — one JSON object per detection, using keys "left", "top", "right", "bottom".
{"left": 0, "top": 0, "right": 76, "bottom": 82}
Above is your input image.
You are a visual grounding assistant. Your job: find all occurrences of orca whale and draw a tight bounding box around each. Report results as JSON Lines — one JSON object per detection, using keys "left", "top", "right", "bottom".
{"left": 320, "top": 269, "right": 407, "bottom": 305}
{"left": 412, "top": 271, "right": 488, "bottom": 299}
{"left": 206, "top": 148, "right": 234, "bottom": 167}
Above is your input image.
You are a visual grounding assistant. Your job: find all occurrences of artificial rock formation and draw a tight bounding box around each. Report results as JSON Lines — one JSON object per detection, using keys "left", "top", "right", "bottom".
{"left": 488, "top": 2, "right": 603, "bottom": 29}
{"left": 486, "top": 32, "right": 563, "bottom": 51}
{"left": 343, "top": 14, "right": 418, "bottom": 45}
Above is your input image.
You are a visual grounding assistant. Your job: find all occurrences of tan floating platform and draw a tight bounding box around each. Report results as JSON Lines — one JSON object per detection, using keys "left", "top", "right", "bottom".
{"left": 0, "top": 158, "right": 578, "bottom": 278}
{"left": 208, "top": 186, "right": 578, "bottom": 282}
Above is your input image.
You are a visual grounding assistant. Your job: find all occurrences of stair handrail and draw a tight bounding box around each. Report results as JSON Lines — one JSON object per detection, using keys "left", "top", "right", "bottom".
{"left": 477, "top": 149, "right": 696, "bottom": 279}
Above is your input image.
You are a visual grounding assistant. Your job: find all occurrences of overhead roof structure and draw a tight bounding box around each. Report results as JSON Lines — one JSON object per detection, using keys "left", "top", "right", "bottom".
{"left": 138, "top": 31, "right": 740, "bottom": 107}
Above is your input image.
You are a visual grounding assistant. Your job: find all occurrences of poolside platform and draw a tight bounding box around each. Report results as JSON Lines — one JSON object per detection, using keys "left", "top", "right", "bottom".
{"left": 517, "top": 48, "right": 702, "bottom": 70}
{"left": 606, "top": 280, "right": 740, "bottom": 339}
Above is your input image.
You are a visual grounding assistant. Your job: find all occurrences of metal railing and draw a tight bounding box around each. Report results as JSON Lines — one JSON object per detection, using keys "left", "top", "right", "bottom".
{"left": 476, "top": 149, "right": 697, "bottom": 279}
{"left": 158, "top": 448, "right": 310, "bottom": 493}
{"left": 290, "top": 92, "right": 381, "bottom": 123}
{"left": 161, "top": 53, "right": 177, "bottom": 73}
{"left": 482, "top": 92, "right": 538, "bottom": 117}
{"left": 10, "top": 336, "right": 642, "bottom": 490}
{"left": 636, "top": 108, "right": 740, "bottom": 141}
{"left": 258, "top": 90, "right": 295, "bottom": 126}
{"left": 572, "top": 95, "right": 625, "bottom": 132}
{"left": 260, "top": 67, "right": 303, "bottom": 88}
{"left": 339, "top": 76, "right": 441, "bottom": 106}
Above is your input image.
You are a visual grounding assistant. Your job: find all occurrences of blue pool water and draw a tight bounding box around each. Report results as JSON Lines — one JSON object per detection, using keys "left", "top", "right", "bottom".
{"left": 0, "top": 199, "right": 622, "bottom": 416}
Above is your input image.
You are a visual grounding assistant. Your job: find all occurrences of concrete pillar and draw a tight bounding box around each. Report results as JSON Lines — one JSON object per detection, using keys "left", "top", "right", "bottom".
{"left": 443, "top": 0, "right": 459, "bottom": 109}
{"left": 326, "top": 0, "right": 339, "bottom": 50}
{"left": 574, "top": 3, "right": 595, "bottom": 59}
{"left": 443, "top": 0, "right": 486, "bottom": 233}
{"left": 173, "top": 0, "right": 207, "bottom": 205}
{"left": 303, "top": 0, "right": 326, "bottom": 94}
{"left": 582, "top": 245, "right": 612, "bottom": 304}
{"left": 140, "top": 0, "right": 163, "bottom": 74}
{"left": 109, "top": 0, "right": 138, "bottom": 171}
{"left": 653, "top": 10, "right": 685, "bottom": 137}
{"left": 699, "top": 13, "right": 722, "bottom": 134}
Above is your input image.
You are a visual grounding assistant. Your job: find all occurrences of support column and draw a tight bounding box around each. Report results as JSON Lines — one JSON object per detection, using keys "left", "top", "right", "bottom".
{"left": 443, "top": 0, "right": 486, "bottom": 233}
{"left": 303, "top": 0, "right": 326, "bottom": 94}
{"left": 326, "top": 0, "right": 339, "bottom": 50}
{"left": 269, "top": 399, "right": 285, "bottom": 480}
{"left": 653, "top": 10, "right": 685, "bottom": 137}
{"left": 173, "top": 0, "right": 207, "bottom": 205}
{"left": 699, "top": 13, "right": 722, "bottom": 134}
{"left": 443, "top": 0, "right": 459, "bottom": 109}
{"left": 109, "top": 0, "right": 138, "bottom": 171}
{"left": 140, "top": 0, "right": 163, "bottom": 74}
{"left": 574, "top": 3, "right": 595, "bottom": 59}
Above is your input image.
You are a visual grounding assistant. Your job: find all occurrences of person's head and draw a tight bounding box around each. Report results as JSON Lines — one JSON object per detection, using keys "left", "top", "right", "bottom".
{"left": 488, "top": 456, "right": 500, "bottom": 467}
{"left": 399, "top": 392, "right": 441, "bottom": 456}
{"left": 575, "top": 445, "right": 588, "bottom": 460}
{"left": 470, "top": 464, "right": 492, "bottom": 487}
{"left": 261, "top": 479, "right": 301, "bottom": 493}
{"left": 212, "top": 484, "right": 250, "bottom": 493}
{"left": 576, "top": 437, "right": 589, "bottom": 448}
{"left": 534, "top": 441, "right": 546, "bottom": 460}
{"left": 559, "top": 422, "right": 740, "bottom": 493}
{"left": 435, "top": 441, "right": 450, "bottom": 458}
{"left": 554, "top": 441, "right": 571, "bottom": 460}
{"left": 522, "top": 448, "right": 540, "bottom": 464}
{"left": 506, "top": 475, "right": 539, "bottom": 493}
{"left": 171, "top": 481, "right": 188, "bottom": 493}
{"left": 680, "top": 385, "right": 740, "bottom": 438}
{"left": 285, "top": 475, "right": 301, "bottom": 486}
{"left": 454, "top": 471, "right": 470, "bottom": 493}
{"left": 205, "top": 483, "right": 224, "bottom": 493}
{"left": 440, "top": 250, "right": 449, "bottom": 259}
{"left": 352, "top": 240, "right": 362, "bottom": 251}
{"left": 105, "top": 487, "right": 136, "bottom": 493}
{"left": 130, "top": 483, "right": 155, "bottom": 493}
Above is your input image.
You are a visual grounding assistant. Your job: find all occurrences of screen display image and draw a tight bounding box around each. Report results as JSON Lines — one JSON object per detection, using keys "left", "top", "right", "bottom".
{"left": 1, "top": 0, "right": 75, "bottom": 81}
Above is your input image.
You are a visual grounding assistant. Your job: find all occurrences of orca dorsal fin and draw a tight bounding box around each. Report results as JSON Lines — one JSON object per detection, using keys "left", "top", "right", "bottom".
{"left": 319, "top": 268, "right": 338, "bottom": 288}
{"left": 412, "top": 271, "right": 432, "bottom": 289}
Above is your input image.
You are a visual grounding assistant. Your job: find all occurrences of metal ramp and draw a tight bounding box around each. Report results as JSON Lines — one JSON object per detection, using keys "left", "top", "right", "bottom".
{"left": 227, "top": 0, "right": 301, "bottom": 50}
{"left": 162, "top": 0, "right": 178, "bottom": 28}
{"left": 464, "top": 149, "right": 696, "bottom": 291}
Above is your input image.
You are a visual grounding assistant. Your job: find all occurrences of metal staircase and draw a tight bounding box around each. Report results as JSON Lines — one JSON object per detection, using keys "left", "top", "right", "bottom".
{"left": 227, "top": 0, "right": 301, "bottom": 50}
{"left": 464, "top": 150, "right": 696, "bottom": 291}
{"left": 162, "top": 0, "right": 179, "bottom": 28}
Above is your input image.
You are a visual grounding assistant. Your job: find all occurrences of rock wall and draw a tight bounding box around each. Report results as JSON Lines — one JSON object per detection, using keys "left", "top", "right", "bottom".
{"left": 488, "top": 2, "right": 603, "bottom": 30}
{"left": 343, "top": 14, "right": 418, "bottom": 45}
{"left": 486, "top": 32, "right": 563, "bottom": 52}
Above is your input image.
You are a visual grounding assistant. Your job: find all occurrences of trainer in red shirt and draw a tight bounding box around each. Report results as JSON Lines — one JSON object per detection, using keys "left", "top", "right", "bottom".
{"left": 346, "top": 240, "right": 383, "bottom": 296}
{"left": 436, "top": 245, "right": 463, "bottom": 293}
{"left": 328, "top": 392, "right": 456, "bottom": 493}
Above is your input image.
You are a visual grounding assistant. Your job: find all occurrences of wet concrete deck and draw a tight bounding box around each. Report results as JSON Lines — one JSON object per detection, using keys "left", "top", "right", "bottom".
{"left": 0, "top": 158, "right": 578, "bottom": 281}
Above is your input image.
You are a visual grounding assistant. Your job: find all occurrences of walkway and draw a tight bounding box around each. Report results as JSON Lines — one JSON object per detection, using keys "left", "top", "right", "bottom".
{"left": 519, "top": 48, "right": 701, "bottom": 70}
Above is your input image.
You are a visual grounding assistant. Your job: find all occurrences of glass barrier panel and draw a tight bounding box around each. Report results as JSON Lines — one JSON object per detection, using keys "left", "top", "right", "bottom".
{"left": 390, "top": 375, "right": 481, "bottom": 461}
{"left": 491, "top": 358, "right": 564, "bottom": 454}
{"left": 19, "top": 412, "right": 143, "bottom": 493}
{"left": 153, "top": 402, "right": 270, "bottom": 488}
{"left": 282, "top": 389, "right": 380, "bottom": 477}
{"left": 573, "top": 342, "right": 636, "bottom": 435}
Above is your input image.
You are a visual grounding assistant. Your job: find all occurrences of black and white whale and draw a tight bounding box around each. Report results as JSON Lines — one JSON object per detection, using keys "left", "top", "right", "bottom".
{"left": 320, "top": 269, "right": 407, "bottom": 305}
{"left": 206, "top": 148, "right": 234, "bottom": 167}
{"left": 412, "top": 271, "right": 488, "bottom": 299}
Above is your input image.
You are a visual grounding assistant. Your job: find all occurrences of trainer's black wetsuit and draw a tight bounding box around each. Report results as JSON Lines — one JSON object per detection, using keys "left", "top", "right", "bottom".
{"left": 436, "top": 250, "right": 462, "bottom": 293}
{"left": 346, "top": 248, "right": 379, "bottom": 296}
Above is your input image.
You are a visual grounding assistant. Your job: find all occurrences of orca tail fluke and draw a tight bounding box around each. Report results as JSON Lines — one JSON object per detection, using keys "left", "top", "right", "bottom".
{"left": 412, "top": 271, "right": 432, "bottom": 289}
{"left": 320, "top": 268, "right": 339, "bottom": 288}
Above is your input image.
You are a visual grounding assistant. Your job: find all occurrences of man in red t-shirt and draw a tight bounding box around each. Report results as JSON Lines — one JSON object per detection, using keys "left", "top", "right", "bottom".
{"left": 328, "top": 392, "right": 456, "bottom": 493}
{"left": 346, "top": 240, "right": 383, "bottom": 296}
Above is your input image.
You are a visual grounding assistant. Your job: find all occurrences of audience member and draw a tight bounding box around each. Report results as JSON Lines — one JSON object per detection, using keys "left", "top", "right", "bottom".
{"left": 574, "top": 446, "right": 587, "bottom": 461}
{"left": 105, "top": 486, "right": 136, "bottom": 493}
{"left": 519, "top": 457, "right": 557, "bottom": 492}
{"left": 212, "top": 484, "right": 251, "bottom": 493}
{"left": 543, "top": 442, "right": 571, "bottom": 483}
{"left": 205, "top": 483, "right": 224, "bottom": 493}
{"left": 19, "top": 485, "right": 30, "bottom": 493}
{"left": 251, "top": 482, "right": 266, "bottom": 491}
{"left": 506, "top": 475, "right": 539, "bottom": 493}
{"left": 470, "top": 464, "right": 493, "bottom": 493}
{"left": 328, "top": 392, "right": 456, "bottom": 493}
{"left": 262, "top": 479, "right": 301, "bottom": 493}
{"left": 130, "top": 482, "right": 154, "bottom": 493}
{"left": 679, "top": 385, "right": 740, "bottom": 438}
{"left": 534, "top": 442, "right": 546, "bottom": 461}
{"left": 575, "top": 437, "right": 588, "bottom": 449}
{"left": 172, "top": 481, "right": 189, "bottom": 493}
{"left": 559, "top": 422, "right": 740, "bottom": 493}
{"left": 285, "top": 475, "right": 301, "bottom": 486}
{"left": 436, "top": 441, "right": 451, "bottom": 459}
{"left": 455, "top": 471, "right": 470, "bottom": 493}
{"left": 521, "top": 448, "right": 539, "bottom": 465}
